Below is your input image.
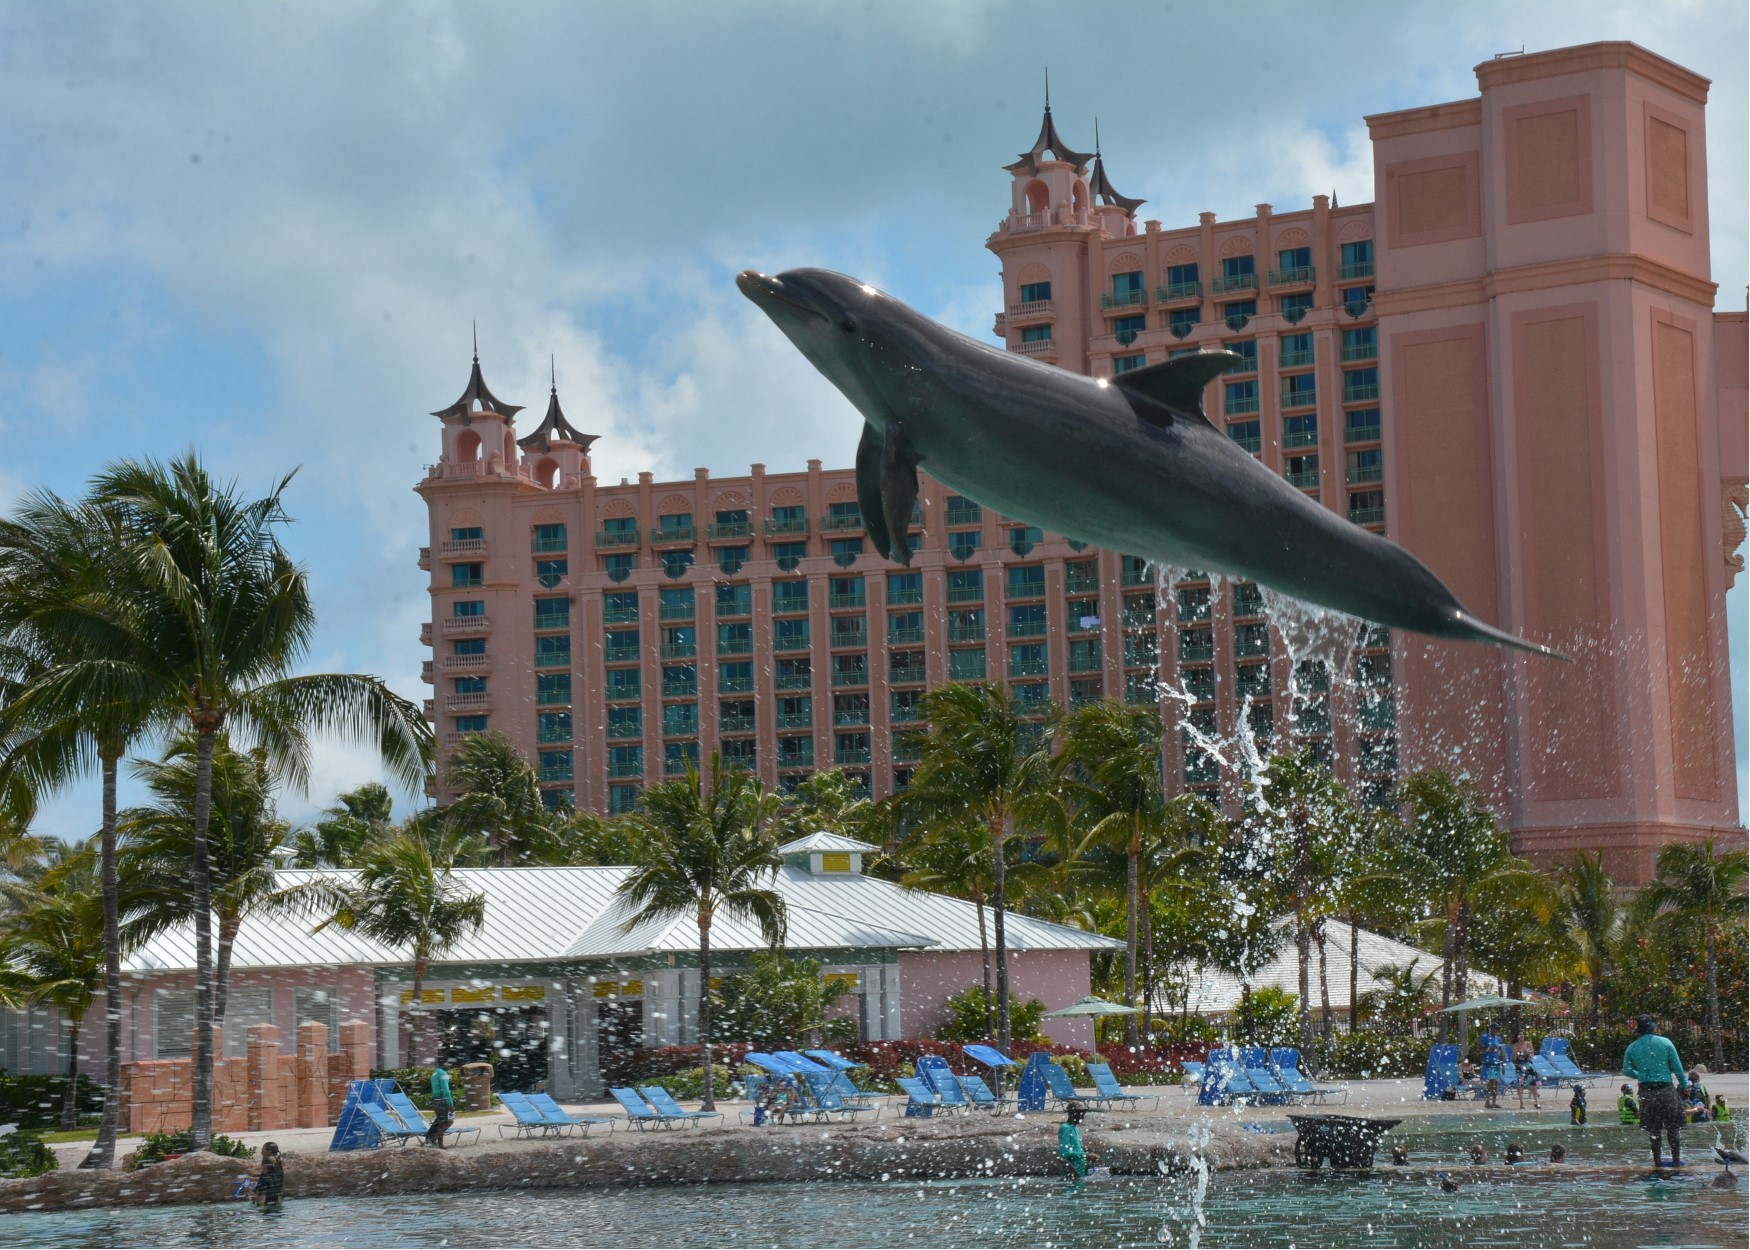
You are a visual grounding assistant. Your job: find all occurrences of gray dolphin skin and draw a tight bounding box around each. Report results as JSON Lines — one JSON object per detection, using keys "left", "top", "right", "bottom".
{"left": 737, "top": 267, "right": 1565, "bottom": 659}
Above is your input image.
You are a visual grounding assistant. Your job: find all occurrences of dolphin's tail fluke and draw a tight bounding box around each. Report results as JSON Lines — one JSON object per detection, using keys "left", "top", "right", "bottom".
{"left": 1453, "top": 612, "right": 1573, "bottom": 662}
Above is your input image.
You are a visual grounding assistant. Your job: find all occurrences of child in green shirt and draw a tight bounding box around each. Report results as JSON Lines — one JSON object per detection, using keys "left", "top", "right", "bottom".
{"left": 1058, "top": 1102, "right": 1100, "bottom": 1178}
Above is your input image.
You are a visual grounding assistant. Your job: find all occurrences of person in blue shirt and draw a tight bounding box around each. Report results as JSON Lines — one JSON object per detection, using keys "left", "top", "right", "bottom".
{"left": 426, "top": 1066, "right": 456, "bottom": 1148}
{"left": 1622, "top": 1014, "right": 1686, "bottom": 1167}
{"left": 1058, "top": 1102, "right": 1100, "bottom": 1179}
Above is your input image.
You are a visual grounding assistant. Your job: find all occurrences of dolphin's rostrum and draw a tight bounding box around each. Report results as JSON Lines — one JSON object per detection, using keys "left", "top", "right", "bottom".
{"left": 738, "top": 267, "right": 1565, "bottom": 659}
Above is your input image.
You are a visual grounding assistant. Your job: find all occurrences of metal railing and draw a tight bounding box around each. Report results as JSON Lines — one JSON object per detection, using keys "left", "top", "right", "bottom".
{"left": 764, "top": 516, "right": 809, "bottom": 536}
{"left": 887, "top": 586, "right": 924, "bottom": 606}
{"left": 659, "top": 641, "right": 697, "bottom": 659}
{"left": 945, "top": 506, "right": 982, "bottom": 527}
{"left": 1225, "top": 394, "right": 1260, "bottom": 415}
{"left": 1286, "top": 469, "right": 1321, "bottom": 489}
{"left": 651, "top": 526, "right": 695, "bottom": 545}
{"left": 1280, "top": 348, "right": 1315, "bottom": 368}
{"left": 1268, "top": 266, "right": 1315, "bottom": 287}
{"left": 1157, "top": 280, "right": 1202, "bottom": 302}
{"left": 1346, "top": 463, "right": 1383, "bottom": 485}
{"left": 773, "top": 635, "right": 811, "bottom": 652}
{"left": 1349, "top": 504, "right": 1385, "bottom": 526}
{"left": 888, "top": 626, "right": 925, "bottom": 645}
{"left": 719, "top": 715, "right": 756, "bottom": 734}
{"left": 1101, "top": 288, "right": 1147, "bottom": 310}
{"left": 706, "top": 521, "right": 751, "bottom": 540}
{"left": 1006, "top": 619, "right": 1047, "bottom": 638}
{"left": 1210, "top": 272, "right": 1257, "bottom": 294}
{"left": 775, "top": 711, "right": 813, "bottom": 729}
{"left": 1343, "top": 382, "right": 1380, "bottom": 403}
{"left": 595, "top": 530, "right": 640, "bottom": 548}
{"left": 1283, "top": 427, "right": 1319, "bottom": 449}
{"left": 1341, "top": 341, "right": 1377, "bottom": 362}
{"left": 1339, "top": 260, "right": 1375, "bottom": 281}
{"left": 831, "top": 670, "right": 869, "bottom": 687}
{"left": 774, "top": 671, "right": 813, "bottom": 690}
{"left": 717, "top": 637, "right": 753, "bottom": 654}
{"left": 819, "top": 514, "right": 864, "bottom": 532}
{"left": 947, "top": 584, "right": 984, "bottom": 603}
{"left": 1281, "top": 387, "right": 1318, "bottom": 409}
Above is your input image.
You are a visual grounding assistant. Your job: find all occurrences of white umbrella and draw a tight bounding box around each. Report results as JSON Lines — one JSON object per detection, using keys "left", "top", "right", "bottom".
{"left": 1043, "top": 996, "right": 1142, "bottom": 1018}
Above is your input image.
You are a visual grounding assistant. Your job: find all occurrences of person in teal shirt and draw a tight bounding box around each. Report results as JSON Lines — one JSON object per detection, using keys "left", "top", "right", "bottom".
{"left": 426, "top": 1066, "right": 455, "bottom": 1148}
{"left": 1622, "top": 1014, "right": 1686, "bottom": 1168}
{"left": 1058, "top": 1102, "right": 1100, "bottom": 1178}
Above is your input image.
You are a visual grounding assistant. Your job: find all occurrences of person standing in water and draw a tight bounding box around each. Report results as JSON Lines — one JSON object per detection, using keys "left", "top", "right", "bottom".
{"left": 426, "top": 1065, "right": 455, "bottom": 1148}
{"left": 1622, "top": 1013, "right": 1686, "bottom": 1168}
{"left": 1058, "top": 1102, "right": 1100, "bottom": 1179}
{"left": 253, "top": 1142, "right": 284, "bottom": 1211}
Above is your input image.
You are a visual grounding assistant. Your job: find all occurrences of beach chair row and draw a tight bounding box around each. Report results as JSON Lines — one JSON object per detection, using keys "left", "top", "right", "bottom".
{"left": 359, "top": 1088, "right": 483, "bottom": 1147}
{"left": 741, "top": 1050, "right": 883, "bottom": 1122}
{"left": 1198, "top": 1047, "right": 1345, "bottom": 1107}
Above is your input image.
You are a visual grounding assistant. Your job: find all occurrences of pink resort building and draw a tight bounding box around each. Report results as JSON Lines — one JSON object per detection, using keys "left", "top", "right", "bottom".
{"left": 417, "top": 40, "right": 1746, "bottom": 887}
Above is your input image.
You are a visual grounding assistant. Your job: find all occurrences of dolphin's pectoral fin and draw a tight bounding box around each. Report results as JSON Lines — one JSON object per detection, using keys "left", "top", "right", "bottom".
{"left": 1113, "top": 351, "right": 1245, "bottom": 427}
{"left": 879, "top": 423, "right": 921, "bottom": 567}
{"left": 856, "top": 423, "right": 895, "bottom": 560}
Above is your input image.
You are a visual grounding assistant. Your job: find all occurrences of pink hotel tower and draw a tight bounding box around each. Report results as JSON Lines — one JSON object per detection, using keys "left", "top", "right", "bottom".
{"left": 418, "top": 41, "right": 1746, "bottom": 884}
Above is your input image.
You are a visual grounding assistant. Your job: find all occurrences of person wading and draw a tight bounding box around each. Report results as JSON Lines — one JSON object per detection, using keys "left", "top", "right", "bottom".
{"left": 426, "top": 1066, "right": 455, "bottom": 1148}
{"left": 1622, "top": 1014, "right": 1686, "bottom": 1168}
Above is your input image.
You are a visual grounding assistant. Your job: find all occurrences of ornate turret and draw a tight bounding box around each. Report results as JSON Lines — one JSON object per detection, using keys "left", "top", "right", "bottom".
{"left": 518, "top": 361, "right": 598, "bottom": 454}
{"left": 517, "top": 359, "right": 596, "bottom": 489}
{"left": 431, "top": 325, "right": 523, "bottom": 423}
{"left": 1003, "top": 74, "right": 1093, "bottom": 175}
{"left": 1089, "top": 120, "right": 1145, "bottom": 215}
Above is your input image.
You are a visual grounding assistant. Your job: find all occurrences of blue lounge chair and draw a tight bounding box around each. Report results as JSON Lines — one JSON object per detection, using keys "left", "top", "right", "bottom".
{"left": 803, "top": 1050, "right": 884, "bottom": 1107}
{"left": 806, "top": 1073, "right": 877, "bottom": 1120}
{"left": 1087, "top": 1062, "right": 1159, "bottom": 1110}
{"left": 638, "top": 1085, "right": 723, "bottom": 1126}
{"left": 1245, "top": 1065, "right": 1289, "bottom": 1104}
{"left": 498, "top": 1090, "right": 560, "bottom": 1138}
{"left": 610, "top": 1086, "right": 674, "bottom": 1130}
{"left": 1529, "top": 1054, "right": 1562, "bottom": 1083}
{"left": 528, "top": 1092, "right": 615, "bottom": 1136}
{"left": 897, "top": 1075, "right": 945, "bottom": 1117}
{"left": 1423, "top": 1043, "right": 1481, "bottom": 1100}
{"left": 1270, "top": 1048, "right": 1346, "bottom": 1106}
{"left": 387, "top": 1089, "right": 480, "bottom": 1146}
{"left": 1540, "top": 1039, "right": 1603, "bottom": 1086}
{"left": 915, "top": 1056, "right": 973, "bottom": 1114}
{"left": 1043, "top": 1061, "right": 1111, "bottom": 1109}
{"left": 1198, "top": 1050, "right": 1258, "bottom": 1106}
{"left": 956, "top": 1073, "right": 1014, "bottom": 1114}
{"left": 361, "top": 1101, "right": 425, "bottom": 1146}
{"left": 1180, "top": 1060, "right": 1206, "bottom": 1098}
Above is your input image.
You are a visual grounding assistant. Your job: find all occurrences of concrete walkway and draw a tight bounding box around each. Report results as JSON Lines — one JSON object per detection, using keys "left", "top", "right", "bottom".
{"left": 48, "top": 1071, "right": 1747, "bottom": 1172}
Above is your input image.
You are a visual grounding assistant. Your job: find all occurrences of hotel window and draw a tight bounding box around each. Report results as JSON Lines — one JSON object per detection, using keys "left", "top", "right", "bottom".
{"left": 1222, "top": 299, "right": 1256, "bottom": 319}
{"left": 533, "top": 596, "right": 569, "bottom": 630}
{"left": 1112, "top": 314, "right": 1146, "bottom": 339}
{"left": 1008, "top": 603, "right": 1047, "bottom": 638}
{"left": 1283, "top": 412, "right": 1318, "bottom": 449}
{"left": 834, "top": 693, "right": 870, "bottom": 725}
{"left": 1283, "top": 373, "right": 1317, "bottom": 407}
{"left": 830, "top": 615, "right": 866, "bottom": 645}
{"left": 664, "top": 741, "right": 699, "bottom": 775}
{"left": 535, "top": 558, "right": 567, "bottom": 589}
{"left": 656, "top": 512, "right": 693, "bottom": 539}
{"left": 601, "top": 516, "right": 636, "bottom": 538}
{"left": 1068, "top": 638, "right": 1101, "bottom": 672}
{"left": 890, "top": 650, "right": 925, "bottom": 683}
{"left": 1347, "top": 448, "right": 1383, "bottom": 485}
{"left": 1349, "top": 490, "right": 1385, "bottom": 526}
{"left": 1021, "top": 324, "right": 1053, "bottom": 342}
{"left": 830, "top": 537, "right": 864, "bottom": 563}
{"left": 1345, "top": 408, "right": 1381, "bottom": 444}
{"left": 887, "top": 571, "right": 923, "bottom": 605}
{"left": 660, "top": 549, "right": 694, "bottom": 577}
{"left": 450, "top": 526, "right": 483, "bottom": 543}
{"left": 1227, "top": 421, "right": 1262, "bottom": 454}
{"left": 1279, "top": 291, "right": 1313, "bottom": 316}
{"left": 1285, "top": 454, "right": 1319, "bottom": 488}
{"left": 1342, "top": 285, "right": 1374, "bottom": 313}
{"left": 659, "top": 587, "right": 694, "bottom": 619}
{"left": 778, "top": 736, "right": 814, "bottom": 768}
{"left": 891, "top": 688, "right": 922, "bottom": 722}
{"left": 662, "top": 703, "right": 698, "bottom": 736}
{"left": 832, "top": 653, "right": 868, "bottom": 684}
{"left": 773, "top": 580, "right": 809, "bottom": 613}
{"left": 1339, "top": 239, "right": 1374, "bottom": 279}
{"left": 541, "top": 788, "right": 573, "bottom": 812}
{"left": 1114, "top": 353, "right": 1146, "bottom": 374}
{"left": 154, "top": 989, "right": 196, "bottom": 1058}
{"left": 537, "top": 712, "right": 572, "bottom": 744}
{"left": 1168, "top": 307, "right": 1201, "bottom": 332}
{"left": 949, "top": 649, "right": 987, "bottom": 681}
{"left": 532, "top": 523, "right": 567, "bottom": 553}
{"left": 661, "top": 665, "right": 696, "bottom": 697}
{"left": 603, "top": 590, "right": 639, "bottom": 623}
{"left": 454, "top": 715, "right": 488, "bottom": 733}
{"left": 605, "top": 629, "right": 640, "bottom": 662}
{"left": 775, "top": 657, "right": 811, "bottom": 689}
{"left": 1009, "top": 643, "right": 1048, "bottom": 678}
{"left": 453, "top": 676, "right": 486, "bottom": 695}
{"left": 720, "top": 738, "right": 757, "bottom": 769}
{"left": 451, "top": 562, "right": 483, "bottom": 588}
{"left": 604, "top": 553, "right": 636, "bottom": 578}
{"left": 948, "top": 569, "right": 983, "bottom": 602}
{"left": 1009, "top": 525, "right": 1042, "bottom": 556}
{"left": 1018, "top": 280, "right": 1052, "bottom": 303}
{"left": 1276, "top": 246, "right": 1311, "bottom": 275}
{"left": 1222, "top": 255, "right": 1255, "bottom": 280}
{"left": 539, "top": 749, "right": 574, "bottom": 782}
{"left": 608, "top": 784, "right": 640, "bottom": 815}
{"left": 717, "top": 620, "right": 752, "bottom": 654}
{"left": 1006, "top": 564, "right": 1045, "bottom": 597}
{"left": 1112, "top": 269, "right": 1143, "bottom": 294}
{"left": 1177, "top": 586, "right": 1211, "bottom": 623}
{"left": 1224, "top": 379, "right": 1259, "bottom": 414}
{"left": 770, "top": 504, "right": 806, "bottom": 527}
{"left": 609, "top": 745, "right": 644, "bottom": 778}
{"left": 452, "top": 601, "right": 483, "bottom": 621}
{"left": 716, "top": 545, "right": 748, "bottom": 573}
{"left": 827, "top": 501, "right": 863, "bottom": 529}
{"left": 716, "top": 582, "right": 751, "bottom": 616}
{"left": 1280, "top": 332, "right": 1314, "bottom": 367}
{"left": 606, "top": 668, "right": 642, "bottom": 701}
{"left": 714, "top": 508, "right": 750, "bottom": 532}
{"left": 889, "top": 611, "right": 924, "bottom": 644}
{"left": 949, "top": 531, "right": 981, "bottom": 561}
{"left": 1342, "top": 326, "right": 1377, "bottom": 361}
{"left": 1343, "top": 367, "right": 1379, "bottom": 403}
{"left": 719, "top": 661, "right": 754, "bottom": 693}
{"left": 606, "top": 705, "right": 641, "bottom": 739}
{"left": 775, "top": 617, "right": 811, "bottom": 651}
{"left": 452, "top": 637, "right": 485, "bottom": 656}
{"left": 536, "top": 673, "right": 571, "bottom": 706}
{"left": 293, "top": 988, "right": 341, "bottom": 1053}
{"left": 769, "top": 541, "right": 807, "bottom": 567}
{"left": 720, "top": 698, "right": 755, "bottom": 733}
{"left": 1227, "top": 338, "right": 1257, "bottom": 370}
{"left": 945, "top": 496, "right": 981, "bottom": 527}
{"left": 534, "top": 634, "right": 570, "bottom": 668}
{"left": 660, "top": 626, "right": 696, "bottom": 658}
{"left": 1165, "top": 262, "right": 1199, "bottom": 294}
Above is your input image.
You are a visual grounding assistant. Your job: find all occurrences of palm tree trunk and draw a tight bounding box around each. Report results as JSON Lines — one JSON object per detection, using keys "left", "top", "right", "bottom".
{"left": 214, "top": 914, "right": 240, "bottom": 1026}
{"left": 80, "top": 751, "right": 123, "bottom": 1170}
{"left": 973, "top": 889, "right": 992, "bottom": 1038}
{"left": 1124, "top": 844, "right": 1139, "bottom": 1049}
{"left": 60, "top": 1017, "right": 82, "bottom": 1132}
{"left": 1453, "top": 898, "right": 1471, "bottom": 1059}
{"left": 1704, "top": 921, "right": 1724, "bottom": 1073}
{"left": 1317, "top": 919, "right": 1333, "bottom": 1054}
{"left": 409, "top": 951, "right": 430, "bottom": 1067}
{"left": 1437, "top": 920, "right": 1453, "bottom": 1043}
{"left": 698, "top": 914, "right": 716, "bottom": 1112}
{"left": 189, "top": 726, "right": 217, "bottom": 1150}
{"left": 1140, "top": 883, "right": 1155, "bottom": 1050}
{"left": 991, "top": 815, "right": 1011, "bottom": 1056}
{"left": 1348, "top": 913, "right": 1360, "bottom": 1036}
{"left": 1296, "top": 920, "right": 1313, "bottom": 1059}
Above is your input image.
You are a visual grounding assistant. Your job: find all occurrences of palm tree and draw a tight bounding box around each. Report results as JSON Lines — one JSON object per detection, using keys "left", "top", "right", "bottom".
{"left": 617, "top": 755, "right": 787, "bottom": 1112}
{"left": 1059, "top": 699, "right": 1167, "bottom": 1047}
{"left": 0, "top": 490, "right": 170, "bottom": 1168}
{"left": 119, "top": 732, "right": 305, "bottom": 1026}
{"left": 1357, "top": 959, "right": 1440, "bottom": 1035}
{"left": 92, "top": 453, "right": 432, "bottom": 1148}
{"left": 439, "top": 730, "right": 561, "bottom": 866}
{"left": 904, "top": 683, "right": 1058, "bottom": 1054}
{"left": 900, "top": 818, "right": 997, "bottom": 1035}
{"left": 291, "top": 782, "right": 395, "bottom": 867}
{"left": 1391, "top": 769, "right": 1541, "bottom": 1055}
{"left": 1557, "top": 850, "right": 1619, "bottom": 1030}
{"left": 0, "top": 847, "right": 108, "bottom": 1130}
{"left": 1634, "top": 838, "right": 1748, "bottom": 1073}
{"left": 316, "top": 824, "right": 486, "bottom": 1064}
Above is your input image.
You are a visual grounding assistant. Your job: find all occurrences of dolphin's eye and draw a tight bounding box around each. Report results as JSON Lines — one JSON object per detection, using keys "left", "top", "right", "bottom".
{"left": 839, "top": 316, "right": 859, "bottom": 335}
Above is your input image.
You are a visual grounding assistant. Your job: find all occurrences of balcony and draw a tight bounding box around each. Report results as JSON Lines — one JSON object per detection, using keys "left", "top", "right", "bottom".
{"left": 1210, "top": 272, "right": 1257, "bottom": 295}
{"left": 831, "top": 669, "right": 869, "bottom": 688}
{"left": 1341, "top": 341, "right": 1377, "bottom": 362}
{"left": 659, "top": 641, "right": 697, "bottom": 659}
{"left": 1065, "top": 573, "right": 1100, "bottom": 595}
{"left": 651, "top": 526, "right": 696, "bottom": 546}
{"left": 819, "top": 513, "right": 863, "bottom": 533}
{"left": 442, "top": 731, "right": 486, "bottom": 747}
{"left": 447, "top": 691, "right": 491, "bottom": 711}
{"left": 1346, "top": 419, "right": 1382, "bottom": 445}
{"left": 833, "top": 708, "right": 870, "bottom": 727}
{"left": 1225, "top": 394, "right": 1260, "bottom": 415}
{"left": 773, "top": 634, "right": 811, "bottom": 653}
{"left": 1180, "top": 639, "right": 1215, "bottom": 662}
{"left": 530, "top": 534, "right": 566, "bottom": 555}
{"left": 1010, "top": 339, "right": 1057, "bottom": 359}
{"left": 1004, "top": 581, "right": 1045, "bottom": 601}
{"left": 442, "top": 616, "right": 490, "bottom": 634}
{"left": 945, "top": 505, "right": 982, "bottom": 528}
{"left": 774, "top": 670, "right": 813, "bottom": 690}
{"left": 763, "top": 516, "right": 810, "bottom": 537}
{"left": 442, "top": 538, "right": 487, "bottom": 559}
{"left": 606, "top": 760, "right": 644, "bottom": 779}
{"left": 536, "top": 688, "right": 572, "bottom": 707}
{"left": 888, "top": 585, "right": 924, "bottom": 606}
{"left": 1280, "top": 348, "right": 1315, "bottom": 368}
{"left": 603, "top": 644, "right": 641, "bottom": 663}
{"left": 1343, "top": 382, "right": 1380, "bottom": 403}
{"left": 829, "top": 629, "right": 868, "bottom": 649}
{"left": 1268, "top": 266, "right": 1315, "bottom": 288}
{"left": 1068, "top": 652, "right": 1102, "bottom": 674}
{"left": 719, "top": 715, "right": 757, "bottom": 734}
{"left": 1120, "top": 565, "right": 1152, "bottom": 588}
{"left": 718, "top": 673, "right": 754, "bottom": 693}
{"left": 834, "top": 746, "right": 873, "bottom": 766}
{"left": 420, "top": 660, "right": 434, "bottom": 684}
{"left": 1007, "top": 656, "right": 1049, "bottom": 678}
{"left": 829, "top": 591, "right": 867, "bottom": 609}
{"left": 1236, "top": 634, "right": 1271, "bottom": 659}
{"left": 658, "top": 604, "right": 695, "bottom": 621}
{"left": 947, "top": 622, "right": 985, "bottom": 642}
{"left": 775, "top": 710, "right": 814, "bottom": 730}
{"left": 892, "top": 742, "right": 923, "bottom": 764}
{"left": 417, "top": 547, "right": 431, "bottom": 571}
{"left": 715, "top": 598, "right": 751, "bottom": 619}
{"left": 947, "top": 583, "right": 984, "bottom": 603}
{"left": 888, "top": 626, "right": 925, "bottom": 645}
{"left": 1006, "top": 619, "right": 1047, "bottom": 639}
{"left": 706, "top": 520, "right": 751, "bottom": 540}
{"left": 1347, "top": 463, "right": 1383, "bottom": 485}
{"left": 1007, "top": 298, "right": 1055, "bottom": 321}
{"left": 1156, "top": 280, "right": 1202, "bottom": 303}
{"left": 1100, "top": 288, "right": 1146, "bottom": 311}
{"left": 1283, "top": 427, "right": 1319, "bottom": 450}
{"left": 1339, "top": 260, "right": 1375, "bottom": 281}
{"left": 440, "top": 652, "right": 488, "bottom": 672}
{"left": 662, "top": 679, "right": 698, "bottom": 699}
{"left": 595, "top": 529, "right": 640, "bottom": 548}
{"left": 778, "top": 749, "right": 815, "bottom": 770}
{"left": 534, "top": 651, "right": 572, "bottom": 670}
{"left": 1281, "top": 387, "right": 1317, "bottom": 410}
{"left": 889, "top": 665, "right": 926, "bottom": 686}
{"left": 603, "top": 604, "right": 641, "bottom": 624}
{"left": 1350, "top": 504, "right": 1386, "bottom": 526}
{"left": 711, "top": 635, "right": 749, "bottom": 655}
{"left": 1285, "top": 468, "right": 1321, "bottom": 489}
{"left": 422, "top": 698, "right": 434, "bottom": 721}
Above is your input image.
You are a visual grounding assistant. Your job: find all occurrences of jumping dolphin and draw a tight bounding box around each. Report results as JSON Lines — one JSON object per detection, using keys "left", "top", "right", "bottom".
{"left": 737, "top": 267, "right": 1563, "bottom": 658}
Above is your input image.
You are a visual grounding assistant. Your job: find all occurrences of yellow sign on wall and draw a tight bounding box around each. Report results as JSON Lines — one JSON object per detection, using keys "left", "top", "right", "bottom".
{"left": 820, "top": 852, "right": 853, "bottom": 873}
{"left": 592, "top": 979, "right": 643, "bottom": 999}
{"left": 500, "top": 985, "right": 546, "bottom": 1002}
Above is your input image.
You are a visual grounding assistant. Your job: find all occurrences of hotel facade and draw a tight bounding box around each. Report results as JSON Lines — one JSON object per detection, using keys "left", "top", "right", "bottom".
{"left": 417, "top": 41, "right": 1746, "bottom": 884}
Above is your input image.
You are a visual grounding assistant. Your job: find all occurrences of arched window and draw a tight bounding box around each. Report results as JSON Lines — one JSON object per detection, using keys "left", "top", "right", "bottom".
{"left": 1072, "top": 180, "right": 1088, "bottom": 216}
{"left": 455, "top": 430, "right": 481, "bottom": 463}
{"left": 535, "top": 458, "right": 559, "bottom": 489}
{"left": 1024, "top": 180, "right": 1049, "bottom": 216}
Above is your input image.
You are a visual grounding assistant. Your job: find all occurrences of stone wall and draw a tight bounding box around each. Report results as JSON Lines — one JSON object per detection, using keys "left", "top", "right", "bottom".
{"left": 117, "top": 1019, "right": 371, "bottom": 1135}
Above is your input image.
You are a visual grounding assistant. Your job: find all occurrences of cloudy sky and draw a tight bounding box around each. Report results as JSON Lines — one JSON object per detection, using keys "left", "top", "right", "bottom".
{"left": 2, "top": 0, "right": 1744, "bottom": 838}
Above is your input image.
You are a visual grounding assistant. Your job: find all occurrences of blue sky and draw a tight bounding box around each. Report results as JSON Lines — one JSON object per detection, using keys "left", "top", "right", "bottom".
{"left": 1, "top": 0, "right": 1744, "bottom": 839}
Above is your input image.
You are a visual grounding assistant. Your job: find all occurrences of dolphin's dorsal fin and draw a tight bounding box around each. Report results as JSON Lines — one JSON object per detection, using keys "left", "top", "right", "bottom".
{"left": 1112, "top": 351, "right": 1243, "bottom": 427}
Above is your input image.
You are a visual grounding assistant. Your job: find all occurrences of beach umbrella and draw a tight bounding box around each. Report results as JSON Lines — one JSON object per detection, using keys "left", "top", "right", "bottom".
{"left": 1043, "top": 996, "right": 1142, "bottom": 1018}
{"left": 1437, "top": 995, "right": 1534, "bottom": 1014}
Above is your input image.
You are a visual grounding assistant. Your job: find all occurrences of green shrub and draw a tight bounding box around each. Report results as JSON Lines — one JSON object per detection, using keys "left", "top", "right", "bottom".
{"left": 1151, "top": 1015, "right": 1221, "bottom": 1047}
{"left": 1317, "top": 1031, "right": 1434, "bottom": 1080}
{"left": 1233, "top": 986, "right": 1300, "bottom": 1047}
{"left": 639, "top": 1067, "right": 706, "bottom": 1101}
{"left": 1055, "top": 1053, "right": 1094, "bottom": 1087}
{"left": 129, "top": 1129, "right": 255, "bottom": 1169}
{"left": 0, "top": 1075, "right": 104, "bottom": 1131}
{"left": 0, "top": 1130, "right": 58, "bottom": 1179}
{"left": 369, "top": 1068, "right": 470, "bottom": 1111}
{"left": 713, "top": 952, "right": 858, "bottom": 1048}
{"left": 936, "top": 986, "right": 1047, "bottom": 1043}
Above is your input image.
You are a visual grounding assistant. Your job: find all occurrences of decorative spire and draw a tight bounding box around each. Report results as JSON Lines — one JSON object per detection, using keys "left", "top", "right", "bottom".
{"left": 517, "top": 360, "right": 598, "bottom": 453}
{"left": 430, "top": 327, "right": 524, "bottom": 422}
{"left": 1003, "top": 73, "right": 1093, "bottom": 176}
{"left": 1088, "top": 118, "right": 1145, "bottom": 215}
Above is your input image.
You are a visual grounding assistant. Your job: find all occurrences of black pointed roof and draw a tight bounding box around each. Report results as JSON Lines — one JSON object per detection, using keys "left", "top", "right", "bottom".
{"left": 517, "top": 383, "right": 598, "bottom": 454}
{"left": 1004, "top": 101, "right": 1093, "bottom": 176}
{"left": 431, "top": 338, "right": 523, "bottom": 421}
{"left": 1089, "top": 153, "right": 1145, "bottom": 214}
